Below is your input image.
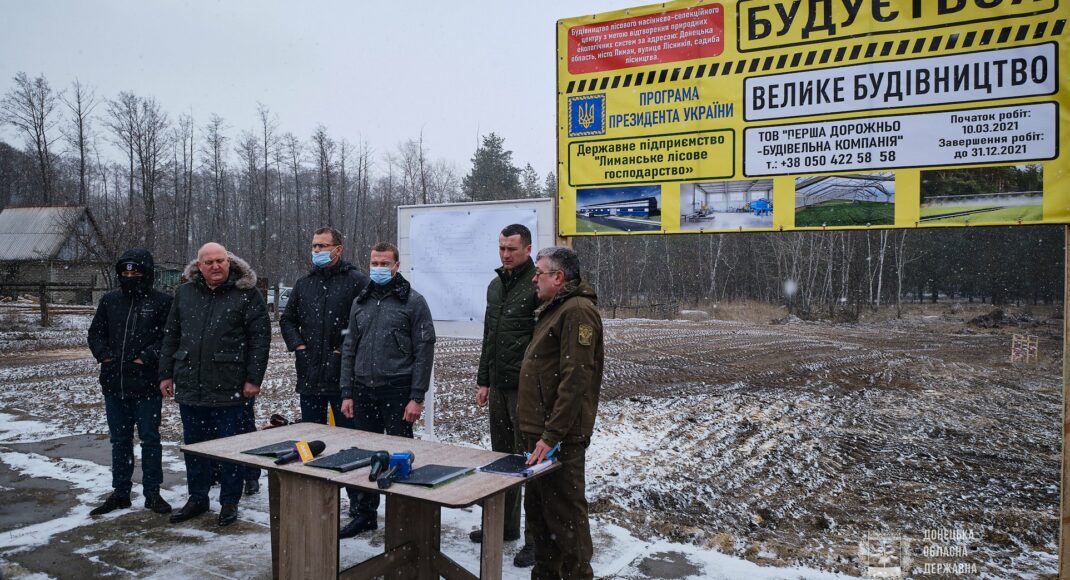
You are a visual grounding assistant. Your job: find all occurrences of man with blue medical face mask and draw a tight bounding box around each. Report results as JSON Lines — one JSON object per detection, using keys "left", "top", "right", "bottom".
{"left": 340, "top": 241, "right": 436, "bottom": 536}
{"left": 279, "top": 227, "right": 370, "bottom": 534}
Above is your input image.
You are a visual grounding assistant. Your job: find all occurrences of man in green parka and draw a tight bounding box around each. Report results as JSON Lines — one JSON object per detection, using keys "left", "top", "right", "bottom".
{"left": 159, "top": 242, "right": 271, "bottom": 527}
{"left": 472, "top": 223, "right": 539, "bottom": 567}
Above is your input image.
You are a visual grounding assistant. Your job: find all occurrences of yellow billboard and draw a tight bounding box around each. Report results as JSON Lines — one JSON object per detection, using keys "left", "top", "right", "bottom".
{"left": 556, "top": 0, "right": 1070, "bottom": 235}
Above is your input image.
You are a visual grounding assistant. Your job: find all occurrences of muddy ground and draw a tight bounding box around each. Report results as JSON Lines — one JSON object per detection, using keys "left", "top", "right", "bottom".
{"left": 0, "top": 302, "right": 1061, "bottom": 578}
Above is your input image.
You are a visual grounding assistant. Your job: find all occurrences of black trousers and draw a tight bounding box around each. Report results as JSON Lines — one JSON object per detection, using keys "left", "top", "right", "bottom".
{"left": 351, "top": 388, "right": 413, "bottom": 516}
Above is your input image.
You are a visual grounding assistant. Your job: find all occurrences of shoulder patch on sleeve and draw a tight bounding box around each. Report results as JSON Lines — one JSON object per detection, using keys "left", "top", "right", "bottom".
{"left": 578, "top": 323, "right": 594, "bottom": 346}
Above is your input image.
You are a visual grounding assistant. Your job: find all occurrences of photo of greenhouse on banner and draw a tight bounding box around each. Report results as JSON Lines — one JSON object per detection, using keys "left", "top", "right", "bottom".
{"left": 556, "top": 0, "right": 1069, "bottom": 235}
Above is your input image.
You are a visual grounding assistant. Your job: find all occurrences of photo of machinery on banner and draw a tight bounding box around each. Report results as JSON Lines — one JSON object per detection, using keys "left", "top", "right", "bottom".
{"left": 557, "top": 0, "right": 1069, "bottom": 235}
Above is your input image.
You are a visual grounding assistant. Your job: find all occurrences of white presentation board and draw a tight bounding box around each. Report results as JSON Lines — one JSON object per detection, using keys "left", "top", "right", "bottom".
{"left": 398, "top": 198, "right": 555, "bottom": 339}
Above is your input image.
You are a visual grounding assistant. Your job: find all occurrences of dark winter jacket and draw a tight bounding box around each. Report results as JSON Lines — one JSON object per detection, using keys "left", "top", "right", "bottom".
{"left": 518, "top": 280, "right": 604, "bottom": 448}
{"left": 477, "top": 257, "right": 538, "bottom": 391}
{"left": 87, "top": 249, "right": 172, "bottom": 399}
{"left": 279, "top": 260, "right": 369, "bottom": 396}
{"left": 158, "top": 254, "right": 271, "bottom": 407}
{"left": 340, "top": 273, "right": 436, "bottom": 402}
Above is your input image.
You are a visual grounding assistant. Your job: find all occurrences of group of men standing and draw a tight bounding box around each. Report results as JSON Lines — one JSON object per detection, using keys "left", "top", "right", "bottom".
{"left": 87, "top": 224, "right": 603, "bottom": 578}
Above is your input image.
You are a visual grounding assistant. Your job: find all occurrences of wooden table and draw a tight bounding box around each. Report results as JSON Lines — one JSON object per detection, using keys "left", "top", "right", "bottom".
{"left": 181, "top": 422, "right": 554, "bottom": 579}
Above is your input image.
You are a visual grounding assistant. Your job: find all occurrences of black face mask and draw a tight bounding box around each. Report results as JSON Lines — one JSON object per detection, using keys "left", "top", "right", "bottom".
{"left": 119, "top": 276, "right": 148, "bottom": 296}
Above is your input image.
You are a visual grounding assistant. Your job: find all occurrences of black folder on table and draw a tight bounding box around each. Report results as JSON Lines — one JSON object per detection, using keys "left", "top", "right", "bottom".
{"left": 241, "top": 440, "right": 299, "bottom": 457}
{"left": 396, "top": 464, "right": 474, "bottom": 488}
{"left": 306, "top": 447, "right": 377, "bottom": 472}
{"left": 478, "top": 454, "right": 555, "bottom": 477}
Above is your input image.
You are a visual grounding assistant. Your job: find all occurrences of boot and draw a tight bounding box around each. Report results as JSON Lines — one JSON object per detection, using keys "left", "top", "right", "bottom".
{"left": 89, "top": 492, "right": 131, "bottom": 516}
{"left": 217, "top": 504, "right": 239, "bottom": 527}
{"left": 469, "top": 528, "right": 521, "bottom": 543}
{"left": 144, "top": 492, "right": 172, "bottom": 514}
{"left": 340, "top": 513, "right": 377, "bottom": 538}
{"left": 169, "top": 500, "right": 209, "bottom": 524}
{"left": 513, "top": 543, "right": 535, "bottom": 567}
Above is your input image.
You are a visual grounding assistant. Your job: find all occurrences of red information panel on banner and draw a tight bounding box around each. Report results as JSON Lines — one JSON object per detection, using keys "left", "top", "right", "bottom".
{"left": 567, "top": 4, "right": 724, "bottom": 74}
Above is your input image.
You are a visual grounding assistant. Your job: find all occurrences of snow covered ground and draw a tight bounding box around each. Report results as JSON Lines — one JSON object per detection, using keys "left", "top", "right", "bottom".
{"left": 0, "top": 304, "right": 1060, "bottom": 578}
{"left": 0, "top": 410, "right": 847, "bottom": 580}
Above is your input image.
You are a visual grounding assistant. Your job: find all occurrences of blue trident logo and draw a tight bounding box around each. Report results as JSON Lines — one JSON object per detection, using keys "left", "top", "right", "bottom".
{"left": 569, "top": 94, "right": 605, "bottom": 137}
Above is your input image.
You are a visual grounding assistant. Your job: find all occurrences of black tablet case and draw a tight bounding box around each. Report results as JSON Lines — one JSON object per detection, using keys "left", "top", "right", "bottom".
{"left": 306, "top": 447, "right": 377, "bottom": 471}
{"left": 478, "top": 454, "right": 555, "bottom": 477}
{"left": 396, "top": 464, "right": 474, "bottom": 487}
{"left": 241, "top": 440, "right": 299, "bottom": 457}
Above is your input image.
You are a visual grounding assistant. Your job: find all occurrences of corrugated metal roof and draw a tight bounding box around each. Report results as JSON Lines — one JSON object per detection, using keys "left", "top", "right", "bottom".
{"left": 0, "top": 206, "right": 87, "bottom": 261}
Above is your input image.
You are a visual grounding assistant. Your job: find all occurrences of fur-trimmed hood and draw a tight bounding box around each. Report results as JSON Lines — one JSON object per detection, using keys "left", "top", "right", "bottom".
{"left": 181, "top": 253, "right": 258, "bottom": 290}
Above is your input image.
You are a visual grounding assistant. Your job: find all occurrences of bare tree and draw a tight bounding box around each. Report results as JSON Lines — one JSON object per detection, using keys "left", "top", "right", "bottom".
{"left": 202, "top": 114, "right": 229, "bottom": 236}
{"left": 282, "top": 132, "right": 304, "bottom": 262}
{"left": 395, "top": 141, "right": 420, "bottom": 206}
{"left": 311, "top": 125, "right": 334, "bottom": 226}
{"left": 131, "top": 97, "right": 169, "bottom": 250}
{"left": 61, "top": 80, "right": 97, "bottom": 204}
{"left": 420, "top": 133, "right": 433, "bottom": 204}
{"left": 104, "top": 91, "right": 139, "bottom": 216}
{"left": 236, "top": 130, "right": 262, "bottom": 261}
{"left": 338, "top": 138, "right": 351, "bottom": 240}
{"left": 92, "top": 134, "right": 111, "bottom": 215}
{"left": 257, "top": 104, "right": 277, "bottom": 269}
{"left": 892, "top": 230, "right": 920, "bottom": 318}
{"left": 873, "top": 230, "right": 890, "bottom": 308}
{"left": 1, "top": 72, "right": 61, "bottom": 203}
{"left": 352, "top": 140, "right": 372, "bottom": 257}
{"left": 175, "top": 113, "right": 195, "bottom": 258}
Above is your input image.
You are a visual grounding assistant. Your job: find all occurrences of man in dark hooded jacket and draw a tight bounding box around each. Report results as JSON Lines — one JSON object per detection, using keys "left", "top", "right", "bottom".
{"left": 280, "top": 226, "right": 369, "bottom": 533}
{"left": 159, "top": 242, "right": 271, "bottom": 527}
{"left": 87, "top": 248, "right": 173, "bottom": 516}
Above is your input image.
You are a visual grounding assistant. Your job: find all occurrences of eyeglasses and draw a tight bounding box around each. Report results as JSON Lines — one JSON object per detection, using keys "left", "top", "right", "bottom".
{"left": 311, "top": 243, "right": 338, "bottom": 250}
{"left": 533, "top": 269, "right": 560, "bottom": 278}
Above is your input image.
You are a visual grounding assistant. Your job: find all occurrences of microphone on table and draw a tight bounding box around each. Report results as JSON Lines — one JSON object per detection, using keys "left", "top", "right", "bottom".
{"left": 368, "top": 451, "right": 391, "bottom": 481}
{"left": 337, "top": 449, "right": 387, "bottom": 473}
{"left": 274, "top": 440, "right": 326, "bottom": 465}
{"left": 377, "top": 451, "right": 416, "bottom": 489}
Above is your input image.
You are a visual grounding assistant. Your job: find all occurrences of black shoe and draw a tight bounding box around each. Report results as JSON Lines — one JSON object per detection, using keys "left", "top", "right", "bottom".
{"left": 513, "top": 543, "right": 535, "bottom": 568}
{"left": 89, "top": 492, "right": 131, "bottom": 516}
{"left": 244, "top": 479, "right": 260, "bottom": 496}
{"left": 339, "top": 513, "right": 377, "bottom": 538}
{"left": 169, "top": 500, "right": 209, "bottom": 524}
{"left": 144, "top": 492, "right": 172, "bottom": 514}
{"left": 469, "top": 528, "right": 521, "bottom": 543}
{"left": 217, "top": 504, "right": 239, "bottom": 527}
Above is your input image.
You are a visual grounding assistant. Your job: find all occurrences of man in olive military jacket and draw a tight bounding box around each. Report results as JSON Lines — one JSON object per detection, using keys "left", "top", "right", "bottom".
{"left": 518, "top": 245, "right": 604, "bottom": 580}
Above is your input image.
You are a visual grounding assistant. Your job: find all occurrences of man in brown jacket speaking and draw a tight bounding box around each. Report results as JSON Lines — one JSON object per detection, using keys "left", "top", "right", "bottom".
{"left": 518, "top": 246, "right": 604, "bottom": 579}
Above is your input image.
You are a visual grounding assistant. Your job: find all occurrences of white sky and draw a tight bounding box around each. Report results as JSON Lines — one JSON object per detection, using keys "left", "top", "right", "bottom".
{"left": 0, "top": 0, "right": 642, "bottom": 178}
